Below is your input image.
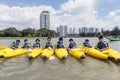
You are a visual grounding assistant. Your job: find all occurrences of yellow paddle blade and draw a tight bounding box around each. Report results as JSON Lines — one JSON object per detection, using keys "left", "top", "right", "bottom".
{"left": 18, "top": 46, "right": 22, "bottom": 48}
{"left": 0, "top": 46, "right": 6, "bottom": 49}
{"left": 48, "top": 47, "right": 53, "bottom": 50}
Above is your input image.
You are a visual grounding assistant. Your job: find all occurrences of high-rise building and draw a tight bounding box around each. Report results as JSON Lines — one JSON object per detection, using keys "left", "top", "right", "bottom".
{"left": 79, "top": 28, "right": 82, "bottom": 33}
{"left": 40, "top": 11, "right": 50, "bottom": 29}
{"left": 57, "top": 27, "right": 60, "bottom": 33}
{"left": 101, "top": 28, "right": 104, "bottom": 33}
{"left": 69, "top": 27, "right": 72, "bottom": 34}
{"left": 64, "top": 26, "right": 68, "bottom": 36}
{"left": 59, "top": 25, "right": 64, "bottom": 36}
{"left": 89, "top": 27, "right": 94, "bottom": 33}
{"left": 95, "top": 28, "right": 99, "bottom": 33}
{"left": 82, "top": 27, "right": 88, "bottom": 33}
{"left": 73, "top": 28, "right": 75, "bottom": 34}
{"left": 57, "top": 25, "right": 68, "bottom": 36}
{"left": 69, "top": 27, "right": 76, "bottom": 34}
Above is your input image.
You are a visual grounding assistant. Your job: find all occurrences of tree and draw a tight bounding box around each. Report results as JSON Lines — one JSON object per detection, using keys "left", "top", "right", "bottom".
{"left": 0, "top": 27, "right": 59, "bottom": 37}
{"left": 87, "top": 33, "right": 96, "bottom": 37}
{"left": 21, "top": 28, "right": 35, "bottom": 37}
{"left": 103, "top": 30, "right": 111, "bottom": 36}
{"left": 111, "top": 26, "right": 119, "bottom": 37}
{"left": 4, "top": 27, "right": 18, "bottom": 37}
{"left": 80, "top": 33, "right": 87, "bottom": 37}
{"left": 0, "top": 30, "right": 4, "bottom": 37}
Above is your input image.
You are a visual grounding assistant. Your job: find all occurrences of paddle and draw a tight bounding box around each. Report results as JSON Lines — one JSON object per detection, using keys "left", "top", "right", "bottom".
{"left": 48, "top": 47, "right": 53, "bottom": 51}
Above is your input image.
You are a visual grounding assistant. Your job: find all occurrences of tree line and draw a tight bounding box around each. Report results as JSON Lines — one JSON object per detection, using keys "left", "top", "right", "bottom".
{"left": 0, "top": 26, "right": 119, "bottom": 37}
{"left": 78, "top": 26, "right": 120, "bottom": 37}
{"left": 102, "top": 26, "right": 120, "bottom": 37}
{"left": 0, "top": 27, "right": 59, "bottom": 37}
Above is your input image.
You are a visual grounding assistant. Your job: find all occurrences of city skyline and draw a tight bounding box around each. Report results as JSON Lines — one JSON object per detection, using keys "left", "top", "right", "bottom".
{"left": 57, "top": 25, "right": 68, "bottom": 37}
{"left": 57, "top": 26, "right": 101, "bottom": 34}
{"left": 0, "top": 0, "right": 120, "bottom": 30}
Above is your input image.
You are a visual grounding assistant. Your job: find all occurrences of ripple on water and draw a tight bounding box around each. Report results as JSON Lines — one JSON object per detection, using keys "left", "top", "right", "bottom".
{"left": 0, "top": 38, "right": 120, "bottom": 80}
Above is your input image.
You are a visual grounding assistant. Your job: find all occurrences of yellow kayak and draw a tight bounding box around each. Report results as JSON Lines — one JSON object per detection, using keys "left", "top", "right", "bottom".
{"left": 103, "top": 48, "right": 120, "bottom": 62}
{"left": 80, "top": 46, "right": 113, "bottom": 60}
{"left": 28, "top": 48, "right": 42, "bottom": 59}
{"left": 0, "top": 48, "right": 28, "bottom": 58}
{"left": 42, "top": 48, "right": 54, "bottom": 59}
{"left": 68, "top": 48, "right": 85, "bottom": 59}
{"left": 0, "top": 46, "right": 6, "bottom": 49}
{"left": 55, "top": 48, "right": 68, "bottom": 60}
{"left": 0, "top": 48, "right": 13, "bottom": 56}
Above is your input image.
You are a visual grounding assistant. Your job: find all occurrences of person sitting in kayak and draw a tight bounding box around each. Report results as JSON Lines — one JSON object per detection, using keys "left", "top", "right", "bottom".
{"left": 33, "top": 39, "right": 41, "bottom": 48}
{"left": 10, "top": 40, "right": 20, "bottom": 49}
{"left": 95, "top": 36, "right": 109, "bottom": 51}
{"left": 68, "top": 39, "right": 77, "bottom": 49}
{"left": 22, "top": 39, "right": 32, "bottom": 49}
{"left": 44, "top": 37, "right": 54, "bottom": 49}
{"left": 56, "top": 37, "right": 65, "bottom": 49}
{"left": 83, "top": 39, "right": 92, "bottom": 48}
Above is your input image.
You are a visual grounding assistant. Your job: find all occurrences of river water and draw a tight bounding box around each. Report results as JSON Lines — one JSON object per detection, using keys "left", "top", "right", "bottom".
{"left": 0, "top": 37, "right": 120, "bottom": 80}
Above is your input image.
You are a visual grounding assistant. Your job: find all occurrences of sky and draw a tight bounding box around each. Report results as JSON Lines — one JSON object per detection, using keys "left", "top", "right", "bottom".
{"left": 0, "top": 0, "right": 120, "bottom": 31}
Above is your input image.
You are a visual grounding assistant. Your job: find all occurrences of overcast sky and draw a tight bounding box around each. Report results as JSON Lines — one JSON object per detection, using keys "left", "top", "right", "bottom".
{"left": 0, "top": 0, "right": 120, "bottom": 30}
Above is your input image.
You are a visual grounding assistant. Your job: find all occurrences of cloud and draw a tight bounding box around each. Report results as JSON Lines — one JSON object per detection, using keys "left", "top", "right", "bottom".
{"left": 61, "top": 0, "right": 96, "bottom": 13}
{"left": 104, "top": 9, "right": 120, "bottom": 29}
{"left": 0, "top": 0, "right": 120, "bottom": 31}
{"left": 0, "top": 4, "right": 57, "bottom": 30}
{"left": 59, "top": 0, "right": 120, "bottom": 30}
{"left": 59, "top": 0, "right": 101, "bottom": 29}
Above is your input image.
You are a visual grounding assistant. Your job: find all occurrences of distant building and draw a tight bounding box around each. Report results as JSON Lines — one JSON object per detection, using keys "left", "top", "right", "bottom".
{"left": 82, "top": 27, "right": 88, "bottom": 33}
{"left": 57, "top": 25, "right": 68, "bottom": 37}
{"left": 79, "top": 28, "right": 82, "bottom": 33}
{"left": 79, "top": 27, "right": 99, "bottom": 33}
{"left": 69, "top": 27, "right": 76, "bottom": 34}
{"left": 64, "top": 26, "right": 68, "bottom": 36}
{"left": 95, "top": 28, "right": 99, "bottom": 33}
{"left": 101, "top": 28, "right": 104, "bottom": 33}
{"left": 73, "top": 28, "right": 76, "bottom": 34}
{"left": 59, "top": 25, "right": 64, "bottom": 36}
{"left": 57, "top": 27, "right": 59, "bottom": 33}
{"left": 69, "top": 27, "right": 72, "bottom": 34}
{"left": 40, "top": 11, "right": 50, "bottom": 29}
{"left": 89, "top": 27, "right": 94, "bottom": 33}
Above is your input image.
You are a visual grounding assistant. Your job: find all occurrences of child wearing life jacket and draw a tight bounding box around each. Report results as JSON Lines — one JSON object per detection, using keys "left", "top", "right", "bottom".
{"left": 22, "top": 39, "right": 32, "bottom": 49}
{"left": 83, "top": 39, "right": 92, "bottom": 48}
{"left": 95, "top": 36, "right": 109, "bottom": 51}
{"left": 10, "top": 40, "right": 20, "bottom": 49}
{"left": 68, "top": 39, "right": 77, "bottom": 49}
{"left": 44, "top": 37, "right": 54, "bottom": 49}
{"left": 33, "top": 39, "right": 41, "bottom": 48}
{"left": 56, "top": 37, "right": 65, "bottom": 49}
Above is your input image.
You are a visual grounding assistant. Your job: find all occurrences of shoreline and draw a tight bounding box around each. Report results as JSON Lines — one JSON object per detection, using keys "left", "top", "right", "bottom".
{"left": 0, "top": 37, "right": 60, "bottom": 40}
{"left": 0, "top": 36, "right": 114, "bottom": 40}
